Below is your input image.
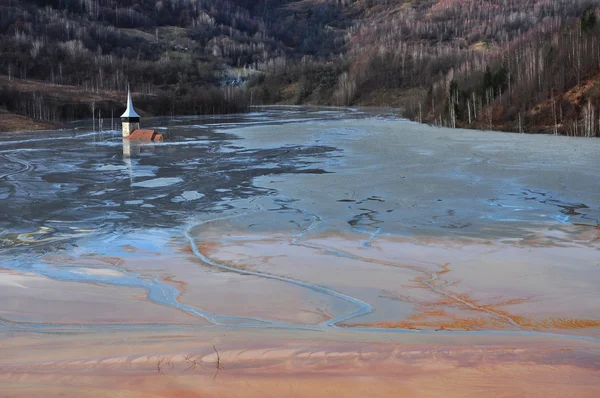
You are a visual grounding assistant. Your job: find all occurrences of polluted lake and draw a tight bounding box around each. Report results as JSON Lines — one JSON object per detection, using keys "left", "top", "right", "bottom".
{"left": 1, "top": 107, "right": 600, "bottom": 397}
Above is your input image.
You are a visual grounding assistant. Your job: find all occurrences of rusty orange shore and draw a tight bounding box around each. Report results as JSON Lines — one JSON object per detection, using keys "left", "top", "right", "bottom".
{"left": 1, "top": 328, "right": 599, "bottom": 398}
{"left": 2, "top": 231, "right": 600, "bottom": 397}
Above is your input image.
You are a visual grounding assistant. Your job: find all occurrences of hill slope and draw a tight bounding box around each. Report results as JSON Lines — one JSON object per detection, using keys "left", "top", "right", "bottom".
{"left": 1, "top": 0, "right": 599, "bottom": 136}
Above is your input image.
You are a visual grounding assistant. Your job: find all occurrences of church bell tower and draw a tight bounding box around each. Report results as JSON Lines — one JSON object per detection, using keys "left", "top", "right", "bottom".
{"left": 121, "top": 87, "right": 140, "bottom": 138}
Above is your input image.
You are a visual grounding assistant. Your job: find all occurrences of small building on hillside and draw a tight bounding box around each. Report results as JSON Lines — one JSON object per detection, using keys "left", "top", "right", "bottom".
{"left": 121, "top": 88, "right": 164, "bottom": 142}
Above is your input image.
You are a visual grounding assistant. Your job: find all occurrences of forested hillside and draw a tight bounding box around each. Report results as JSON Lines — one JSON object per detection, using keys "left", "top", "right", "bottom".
{"left": 1, "top": 0, "right": 600, "bottom": 136}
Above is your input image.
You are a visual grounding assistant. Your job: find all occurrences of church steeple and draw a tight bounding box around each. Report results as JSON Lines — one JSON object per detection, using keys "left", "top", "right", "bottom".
{"left": 121, "top": 88, "right": 140, "bottom": 119}
{"left": 121, "top": 87, "right": 140, "bottom": 137}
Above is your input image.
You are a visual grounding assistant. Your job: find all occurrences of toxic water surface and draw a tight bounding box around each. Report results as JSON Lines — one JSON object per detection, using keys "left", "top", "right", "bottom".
{"left": 1, "top": 107, "right": 600, "bottom": 340}
{"left": 0, "top": 107, "right": 372, "bottom": 238}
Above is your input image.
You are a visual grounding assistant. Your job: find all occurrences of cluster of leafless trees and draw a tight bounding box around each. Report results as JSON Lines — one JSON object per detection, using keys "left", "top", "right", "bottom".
{"left": 255, "top": 0, "right": 600, "bottom": 136}
{"left": 0, "top": 0, "right": 282, "bottom": 120}
{"left": 403, "top": 4, "right": 600, "bottom": 136}
{"left": 2, "top": 0, "right": 600, "bottom": 136}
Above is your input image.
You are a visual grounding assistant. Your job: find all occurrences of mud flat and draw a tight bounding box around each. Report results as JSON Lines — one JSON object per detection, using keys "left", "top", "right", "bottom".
{"left": 0, "top": 108, "right": 599, "bottom": 396}
{"left": 1, "top": 328, "right": 599, "bottom": 398}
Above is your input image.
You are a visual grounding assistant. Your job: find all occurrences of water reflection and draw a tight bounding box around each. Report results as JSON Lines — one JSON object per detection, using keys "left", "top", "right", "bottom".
{"left": 122, "top": 138, "right": 134, "bottom": 186}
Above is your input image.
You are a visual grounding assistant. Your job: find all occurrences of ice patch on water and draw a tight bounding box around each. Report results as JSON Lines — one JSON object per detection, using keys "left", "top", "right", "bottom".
{"left": 145, "top": 194, "right": 169, "bottom": 200}
{"left": 124, "top": 200, "right": 144, "bottom": 205}
{"left": 132, "top": 177, "right": 183, "bottom": 188}
{"left": 218, "top": 146, "right": 239, "bottom": 153}
{"left": 95, "top": 164, "right": 126, "bottom": 172}
{"left": 132, "top": 169, "right": 157, "bottom": 178}
{"left": 87, "top": 188, "right": 117, "bottom": 196}
{"left": 172, "top": 191, "right": 205, "bottom": 203}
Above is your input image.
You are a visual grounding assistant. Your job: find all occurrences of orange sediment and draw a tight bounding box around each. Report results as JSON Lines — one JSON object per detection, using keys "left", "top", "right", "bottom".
{"left": 2, "top": 330, "right": 599, "bottom": 398}
{"left": 193, "top": 232, "right": 600, "bottom": 335}
{"left": 163, "top": 274, "right": 188, "bottom": 294}
{"left": 366, "top": 288, "right": 600, "bottom": 332}
{"left": 349, "top": 315, "right": 600, "bottom": 332}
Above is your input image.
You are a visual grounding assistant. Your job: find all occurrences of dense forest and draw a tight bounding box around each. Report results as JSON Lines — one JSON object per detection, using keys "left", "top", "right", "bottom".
{"left": 1, "top": 0, "right": 599, "bottom": 136}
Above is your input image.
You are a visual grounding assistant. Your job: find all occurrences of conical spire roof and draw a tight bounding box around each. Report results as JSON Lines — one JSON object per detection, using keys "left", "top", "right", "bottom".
{"left": 121, "top": 87, "right": 140, "bottom": 118}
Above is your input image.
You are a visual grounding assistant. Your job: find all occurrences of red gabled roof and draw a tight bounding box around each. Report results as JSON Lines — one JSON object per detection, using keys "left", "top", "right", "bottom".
{"left": 128, "top": 129, "right": 162, "bottom": 142}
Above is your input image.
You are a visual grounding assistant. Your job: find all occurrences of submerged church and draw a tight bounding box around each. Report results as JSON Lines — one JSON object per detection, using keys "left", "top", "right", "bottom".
{"left": 121, "top": 89, "right": 164, "bottom": 142}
